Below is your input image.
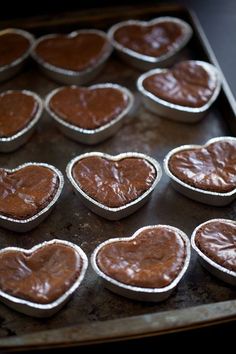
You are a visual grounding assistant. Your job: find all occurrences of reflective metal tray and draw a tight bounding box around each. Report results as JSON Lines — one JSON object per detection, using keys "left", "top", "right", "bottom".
{"left": 0, "top": 4, "right": 235, "bottom": 352}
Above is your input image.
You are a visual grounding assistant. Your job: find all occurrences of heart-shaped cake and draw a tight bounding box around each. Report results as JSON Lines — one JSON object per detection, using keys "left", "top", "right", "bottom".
{"left": 67, "top": 152, "right": 161, "bottom": 220}
{"left": 0, "top": 91, "right": 39, "bottom": 138}
{"left": 113, "top": 19, "right": 187, "bottom": 57}
{"left": 0, "top": 29, "right": 34, "bottom": 82}
{"left": 0, "top": 240, "right": 88, "bottom": 316}
{"left": 0, "top": 30, "right": 31, "bottom": 67}
{"left": 137, "top": 60, "right": 221, "bottom": 122}
{"left": 46, "top": 84, "right": 133, "bottom": 144}
{"left": 0, "top": 164, "right": 60, "bottom": 220}
{"left": 191, "top": 219, "right": 236, "bottom": 285}
{"left": 0, "top": 242, "right": 82, "bottom": 304}
{"left": 91, "top": 225, "right": 190, "bottom": 301}
{"left": 48, "top": 85, "right": 130, "bottom": 130}
{"left": 142, "top": 61, "right": 217, "bottom": 108}
{"left": 34, "top": 30, "right": 111, "bottom": 72}
{"left": 194, "top": 219, "right": 236, "bottom": 272}
{"left": 168, "top": 139, "right": 236, "bottom": 193}
{"left": 97, "top": 226, "right": 187, "bottom": 287}
{"left": 71, "top": 155, "right": 156, "bottom": 207}
{"left": 108, "top": 17, "right": 192, "bottom": 69}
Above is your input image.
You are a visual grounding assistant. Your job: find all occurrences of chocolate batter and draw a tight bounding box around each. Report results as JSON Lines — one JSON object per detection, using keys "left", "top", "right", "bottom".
{"left": 114, "top": 21, "right": 184, "bottom": 57}
{"left": 0, "top": 91, "right": 38, "bottom": 137}
{"left": 195, "top": 220, "right": 236, "bottom": 272}
{"left": 0, "top": 165, "right": 59, "bottom": 219}
{"left": 72, "top": 156, "right": 156, "bottom": 208}
{"left": 97, "top": 226, "right": 186, "bottom": 288}
{"left": 35, "top": 32, "right": 109, "bottom": 71}
{"left": 0, "top": 243, "right": 82, "bottom": 304}
{"left": 168, "top": 140, "right": 236, "bottom": 193}
{"left": 0, "top": 32, "right": 30, "bottom": 67}
{"left": 49, "top": 87, "right": 128, "bottom": 129}
{"left": 143, "top": 61, "right": 216, "bottom": 107}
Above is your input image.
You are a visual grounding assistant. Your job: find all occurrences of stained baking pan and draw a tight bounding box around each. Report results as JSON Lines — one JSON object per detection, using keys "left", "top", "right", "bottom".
{"left": 0, "top": 3, "right": 235, "bottom": 352}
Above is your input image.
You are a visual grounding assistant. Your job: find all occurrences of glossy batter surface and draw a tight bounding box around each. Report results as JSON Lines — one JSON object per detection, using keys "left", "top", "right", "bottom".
{"left": 195, "top": 220, "right": 236, "bottom": 272}
{"left": 0, "top": 165, "right": 58, "bottom": 219}
{"left": 143, "top": 61, "right": 216, "bottom": 107}
{"left": 72, "top": 156, "right": 156, "bottom": 207}
{"left": 114, "top": 21, "right": 184, "bottom": 57}
{"left": 168, "top": 140, "right": 236, "bottom": 193}
{"left": 0, "top": 32, "right": 30, "bottom": 67}
{"left": 0, "top": 243, "right": 82, "bottom": 304}
{"left": 35, "top": 33, "right": 109, "bottom": 71}
{"left": 97, "top": 227, "right": 186, "bottom": 288}
{"left": 0, "top": 91, "right": 38, "bottom": 137}
{"left": 49, "top": 87, "right": 128, "bottom": 129}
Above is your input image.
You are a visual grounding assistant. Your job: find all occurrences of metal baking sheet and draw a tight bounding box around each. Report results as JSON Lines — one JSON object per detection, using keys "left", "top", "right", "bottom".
{"left": 0, "top": 4, "right": 235, "bottom": 352}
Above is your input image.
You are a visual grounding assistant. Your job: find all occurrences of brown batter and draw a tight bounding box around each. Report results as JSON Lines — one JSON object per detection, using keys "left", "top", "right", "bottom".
{"left": 72, "top": 156, "right": 156, "bottom": 208}
{"left": 97, "top": 226, "right": 186, "bottom": 288}
{"left": 143, "top": 61, "right": 216, "bottom": 108}
{"left": 114, "top": 21, "right": 184, "bottom": 57}
{"left": 0, "top": 165, "right": 59, "bottom": 219}
{"left": 0, "top": 243, "right": 82, "bottom": 304}
{"left": 195, "top": 220, "right": 236, "bottom": 272}
{"left": 35, "top": 32, "right": 109, "bottom": 71}
{"left": 0, "top": 91, "right": 38, "bottom": 137}
{"left": 0, "top": 32, "right": 30, "bottom": 67}
{"left": 168, "top": 140, "right": 236, "bottom": 193}
{"left": 49, "top": 86, "right": 128, "bottom": 129}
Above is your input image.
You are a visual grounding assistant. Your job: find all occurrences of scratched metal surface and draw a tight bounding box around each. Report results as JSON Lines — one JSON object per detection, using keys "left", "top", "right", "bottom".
{"left": 0, "top": 4, "right": 235, "bottom": 349}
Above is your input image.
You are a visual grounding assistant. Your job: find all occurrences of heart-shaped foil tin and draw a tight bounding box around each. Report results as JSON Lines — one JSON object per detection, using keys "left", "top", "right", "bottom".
{"left": 191, "top": 219, "right": 236, "bottom": 286}
{"left": 31, "top": 29, "right": 112, "bottom": 85}
{"left": 66, "top": 152, "right": 162, "bottom": 220}
{"left": 137, "top": 60, "right": 221, "bottom": 122}
{"left": 91, "top": 225, "right": 191, "bottom": 301}
{"left": 45, "top": 83, "right": 134, "bottom": 145}
{"left": 0, "top": 162, "right": 64, "bottom": 232}
{"left": 163, "top": 136, "right": 236, "bottom": 206}
{"left": 0, "top": 28, "right": 34, "bottom": 82}
{"left": 108, "top": 17, "right": 192, "bottom": 70}
{"left": 0, "top": 90, "right": 43, "bottom": 152}
{"left": 0, "top": 239, "right": 88, "bottom": 317}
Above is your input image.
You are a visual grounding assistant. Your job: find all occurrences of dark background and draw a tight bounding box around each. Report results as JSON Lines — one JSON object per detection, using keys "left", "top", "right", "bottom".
{"left": 1, "top": 0, "right": 236, "bottom": 352}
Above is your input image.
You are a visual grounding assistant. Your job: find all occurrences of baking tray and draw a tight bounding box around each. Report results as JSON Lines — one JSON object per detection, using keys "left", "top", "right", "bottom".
{"left": 0, "top": 4, "right": 235, "bottom": 352}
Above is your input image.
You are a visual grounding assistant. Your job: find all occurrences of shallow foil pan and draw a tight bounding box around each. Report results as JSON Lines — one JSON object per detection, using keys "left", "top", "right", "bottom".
{"left": 191, "top": 219, "right": 236, "bottom": 286}
{"left": 0, "top": 28, "right": 34, "bottom": 82}
{"left": 0, "top": 162, "right": 64, "bottom": 232}
{"left": 163, "top": 136, "right": 236, "bottom": 206}
{"left": 137, "top": 61, "right": 221, "bottom": 123}
{"left": 0, "top": 90, "right": 43, "bottom": 152}
{"left": 91, "top": 225, "right": 191, "bottom": 302}
{"left": 31, "top": 29, "right": 113, "bottom": 85}
{"left": 45, "top": 83, "right": 134, "bottom": 144}
{"left": 66, "top": 152, "right": 162, "bottom": 220}
{"left": 0, "top": 239, "right": 88, "bottom": 317}
{"left": 108, "top": 17, "right": 192, "bottom": 71}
